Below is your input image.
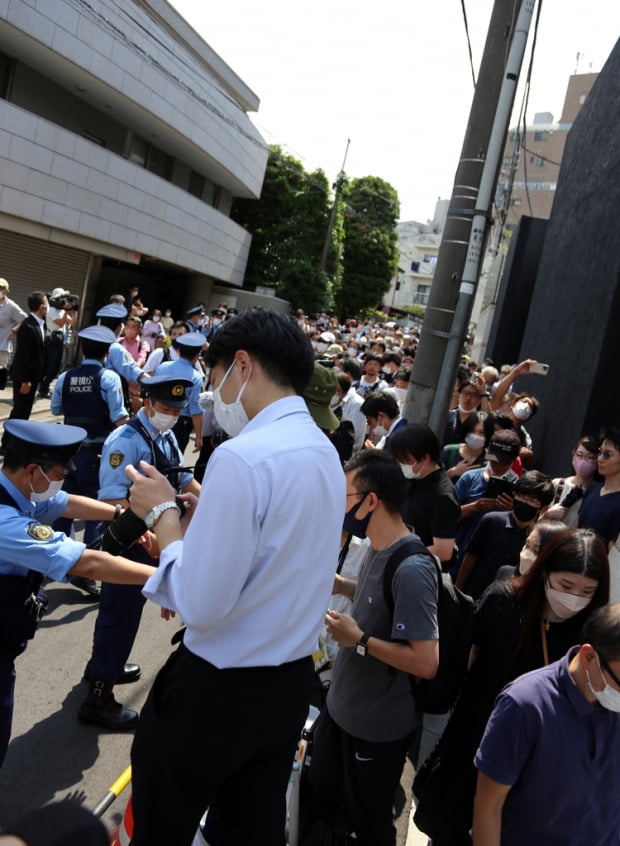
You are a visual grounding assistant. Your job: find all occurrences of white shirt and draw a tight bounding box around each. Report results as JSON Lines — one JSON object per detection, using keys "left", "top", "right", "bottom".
{"left": 144, "top": 395, "right": 345, "bottom": 667}
{"left": 340, "top": 387, "right": 367, "bottom": 450}
{"left": 0, "top": 297, "right": 26, "bottom": 350}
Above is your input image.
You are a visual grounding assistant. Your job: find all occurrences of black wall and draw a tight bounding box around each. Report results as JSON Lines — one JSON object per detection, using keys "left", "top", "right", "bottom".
{"left": 500, "top": 40, "right": 620, "bottom": 476}
{"left": 486, "top": 216, "right": 548, "bottom": 366}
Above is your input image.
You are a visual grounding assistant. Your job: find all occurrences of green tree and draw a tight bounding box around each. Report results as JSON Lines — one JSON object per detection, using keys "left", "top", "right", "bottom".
{"left": 335, "top": 176, "right": 400, "bottom": 319}
{"left": 231, "top": 146, "right": 332, "bottom": 313}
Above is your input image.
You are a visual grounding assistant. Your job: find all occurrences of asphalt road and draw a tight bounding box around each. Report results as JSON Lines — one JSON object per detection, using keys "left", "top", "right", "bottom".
{"left": 0, "top": 389, "right": 426, "bottom": 844}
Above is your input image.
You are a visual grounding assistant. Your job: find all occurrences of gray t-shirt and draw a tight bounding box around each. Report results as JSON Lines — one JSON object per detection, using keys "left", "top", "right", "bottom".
{"left": 327, "top": 534, "right": 439, "bottom": 743}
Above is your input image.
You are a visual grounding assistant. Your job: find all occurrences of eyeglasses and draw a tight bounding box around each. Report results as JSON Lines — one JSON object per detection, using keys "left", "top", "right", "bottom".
{"left": 574, "top": 451, "right": 596, "bottom": 461}
{"left": 598, "top": 449, "right": 618, "bottom": 460}
{"left": 460, "top": 391, "right": 481, "bottom": 399}
{"left": 598, "top": 652, "right": 620, "bottom": 688}
{"left": 40, "top": 464, "right": 70, "bottom": 480}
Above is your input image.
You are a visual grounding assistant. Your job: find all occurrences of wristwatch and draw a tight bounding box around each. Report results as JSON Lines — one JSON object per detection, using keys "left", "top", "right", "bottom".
{"left": 356, "top": 632, "right": 370, "bottom": 657}
{"left": 144, "top": 500, "right": 181, "bottom": 530}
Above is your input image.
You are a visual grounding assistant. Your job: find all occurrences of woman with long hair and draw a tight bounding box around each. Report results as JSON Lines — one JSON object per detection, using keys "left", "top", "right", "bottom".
{"left": 413, "top": 528, "right": 610, "bottom": 845}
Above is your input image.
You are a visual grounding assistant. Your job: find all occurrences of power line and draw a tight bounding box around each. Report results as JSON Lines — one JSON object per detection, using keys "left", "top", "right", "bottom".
{"left": 460, "top": 0, "right": 477, "bottom": 88}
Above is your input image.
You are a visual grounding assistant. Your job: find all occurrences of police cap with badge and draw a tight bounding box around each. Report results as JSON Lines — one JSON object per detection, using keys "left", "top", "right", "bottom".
{"left": 140, "top": 375, "right": 193, "bottom": 408}
{"left": 186, "top": 305, "right": 205, "bottom": 318}
{"left": 3, "top": 420, "right": 87, "bottom": 470}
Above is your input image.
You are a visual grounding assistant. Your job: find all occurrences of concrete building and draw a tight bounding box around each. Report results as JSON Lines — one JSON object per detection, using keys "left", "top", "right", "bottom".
{"left": 0, "top": 0, "right": 274, "bottom": 320}
{"left": 497, "top": 73, "right": 598, "bottom": 230}
{"left": 384, "top": 199, "right": 448, "bottom": 314}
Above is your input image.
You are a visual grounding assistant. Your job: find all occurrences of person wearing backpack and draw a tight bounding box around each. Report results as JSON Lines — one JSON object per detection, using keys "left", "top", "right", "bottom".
{"left": 303, "top": 449, "right": 439, "bottom": 846}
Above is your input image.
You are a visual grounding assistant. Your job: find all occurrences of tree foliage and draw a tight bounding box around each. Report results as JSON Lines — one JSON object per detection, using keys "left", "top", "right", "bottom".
{"left": 335, "top": 176, "right": 400, "bottom": 319}
{"left": 231, "top": 146, "right": 332, "bottom": 313}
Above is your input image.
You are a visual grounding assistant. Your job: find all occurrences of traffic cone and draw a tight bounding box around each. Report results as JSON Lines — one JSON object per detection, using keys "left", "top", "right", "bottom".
{"left": 110, "top": 794, "right": 133, "bottom": 846}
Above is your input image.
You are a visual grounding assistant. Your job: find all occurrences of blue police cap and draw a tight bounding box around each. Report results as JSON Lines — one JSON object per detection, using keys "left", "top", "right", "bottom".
{"left": 186, "top": 305, "right": 205, "bottom": 317}
{"left": 96, "top": 304, "right": 127, "bottom": 319}
{"left": 141, "top": 376, "right": 193, "bottom": 409}
{"left": 173, "top": 332, "right": 206, "bottom": 351}
{"left": 78, "top": 325, "right": 117, "bottom": 345}
{"left": 3, "top": 420, "right": 86, "bottom": 467}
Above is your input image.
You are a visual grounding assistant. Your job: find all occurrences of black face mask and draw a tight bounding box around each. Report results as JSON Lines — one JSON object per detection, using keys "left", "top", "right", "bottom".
{"left": 343, "top": 492, "right": 372, "bottom": 538}
{"left": 513, "top": 500, "right": 540, "bottom": 523}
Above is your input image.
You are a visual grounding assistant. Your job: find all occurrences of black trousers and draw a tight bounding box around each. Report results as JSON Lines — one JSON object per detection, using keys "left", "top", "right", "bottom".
{"left": 303, "top": 709, "right": 413, "bottom": 846}
{"left": 130, "top": 645, "right": 314, "bottom": 846}
{"left": 172, "top": 415, "right": 193, "bottom": 454}
{"left": 9, "top": 381, "right": 37, "bottom": 421}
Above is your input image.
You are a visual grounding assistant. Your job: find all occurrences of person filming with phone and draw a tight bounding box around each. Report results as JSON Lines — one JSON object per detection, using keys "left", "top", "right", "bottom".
{"left": 490, "top": 359, "right": 548, "bottom": 468}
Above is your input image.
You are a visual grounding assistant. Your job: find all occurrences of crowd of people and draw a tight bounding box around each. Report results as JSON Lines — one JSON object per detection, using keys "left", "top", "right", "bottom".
{"left": 0, "top": 290, "right": 619, "bottom": 846}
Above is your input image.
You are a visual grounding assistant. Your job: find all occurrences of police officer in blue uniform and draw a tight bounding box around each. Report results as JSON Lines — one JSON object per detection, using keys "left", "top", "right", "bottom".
{"left": 0, "top": 420, "right": 157, "bottom": 768}
{"left": 51, "top": 326, "right": 129, "bottom": 597}
{"left": 79, "top": 375, "right": 201, "bottom": 730}
{"left": 185, "top": 304, "right": 206, "bottom": 335}
{"left": 95, "top": 303, "right": 149, "bottom": 406}
{"left": 155, "top": 331, "right": 205, "bottom": 454}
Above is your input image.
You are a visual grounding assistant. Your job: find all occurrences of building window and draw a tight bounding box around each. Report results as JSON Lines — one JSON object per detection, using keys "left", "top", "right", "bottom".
{"left": 412, "top": 285, "right": 430, "bottom": 306}
{"left": 127, "top": 133, "right": 149, "bottom": 166}
{"left": 510, "top": 198, "right": 522, "bottom": 206}
{"left": 147, "top": 145, "right": 173, "bottom": 181}
{"left": 423, "top": 254, "right": 437, "bottom": 270}
{"left": 536, "top": 157, "right": 545, "bottom": 167}
{"left": 188, "top": 169, "right": 221, "bottom": 208}
{"left": 533, "top": 131, "right": 548, "bottom": 141}
{"left": 0, "top": 51, "right": 13, "bottom": 100}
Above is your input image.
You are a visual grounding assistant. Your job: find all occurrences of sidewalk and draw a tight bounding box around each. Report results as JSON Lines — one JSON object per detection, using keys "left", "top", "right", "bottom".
{"left": 0, "top": 385, "right": 57, "bottom": 426}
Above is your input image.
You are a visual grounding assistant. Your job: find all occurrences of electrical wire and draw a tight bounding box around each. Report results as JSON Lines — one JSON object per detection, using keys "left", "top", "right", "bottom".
{"left": 460, "top": 0, "right": 477, "bottom": 88}
{"left": 520, "top": 0, "right": 544, "bottom": 217}
{"left": 520, "top": 143, "right": 562, "bottom": 167}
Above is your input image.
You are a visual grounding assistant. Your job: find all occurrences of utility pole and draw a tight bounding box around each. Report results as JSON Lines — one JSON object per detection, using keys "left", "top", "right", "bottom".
{"left": 320, "top": 138, "right": 350, "bottom": 272}
{"left": 404, "top": 0, "right": 528, "bottom": 430}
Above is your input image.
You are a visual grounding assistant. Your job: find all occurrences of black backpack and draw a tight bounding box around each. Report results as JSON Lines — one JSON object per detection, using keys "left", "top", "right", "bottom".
{"left": 382, "top": 537, "right": 474, "bottom": 714}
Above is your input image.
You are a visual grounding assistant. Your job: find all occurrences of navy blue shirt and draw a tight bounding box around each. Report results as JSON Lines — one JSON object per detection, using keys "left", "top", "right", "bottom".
{"left": 476, "top": 648, "right": 620, "bottom": 846}
{"left": 579, "top": 482, "right": 620, "bottom": 545}
{"left": 462, "top": 510, "right": 528, "bottom": 599}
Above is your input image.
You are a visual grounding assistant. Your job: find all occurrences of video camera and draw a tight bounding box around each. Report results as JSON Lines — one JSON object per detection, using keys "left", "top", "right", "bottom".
{"left": 49, "top": 292, "right": 80, "bottom": 311}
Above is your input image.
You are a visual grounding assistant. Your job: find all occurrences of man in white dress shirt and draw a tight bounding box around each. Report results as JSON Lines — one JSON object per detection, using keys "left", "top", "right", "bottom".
{"left": 125, "top": 308, "right": 345, "bottom": 845}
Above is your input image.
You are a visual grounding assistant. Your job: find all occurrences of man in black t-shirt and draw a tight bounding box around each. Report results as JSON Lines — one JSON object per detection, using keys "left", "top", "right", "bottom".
{"left": 391, "top": 423, "right": 460, "bottom": 567}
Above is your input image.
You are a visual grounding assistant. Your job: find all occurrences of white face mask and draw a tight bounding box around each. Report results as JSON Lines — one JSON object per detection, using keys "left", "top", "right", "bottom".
{"left": 152, "top": 315, "right": 161, "bottom": 322}
{"left": 513, "top": 400, "right": 532, "bottom": 421}
{"left": 347, "top": 347, "right": 358, "bottom": 357}
{"left": 213, "top": 359, "right": 251, "bottom": 437}
{"left": 373, "top": 423, "right": 388, "bottom": 437}
{"left": 544, "top": 579, "right": 592, "bottom": 619}
{"left": 586, "top": 654, "right": 620, "bottom": 712}
{"left": 393, "top": 387, "right": 408, "bottom": 405}
{"left": 149, "top": 410, "right": 178, "bottom": 432}
{"left": 30, "top": 467, "right": 65, "bottom": 503}
{"left": 465, "top": 432, "right": 486, "bottom": 450}
{"left": 518, "top": 547, "right": 537, "bottom": 574}
{"left": 400, "top": 463, "right": 416, "bottom": 479}
{"left": 316, "top": 342, "right": 328, "bottom": 354}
